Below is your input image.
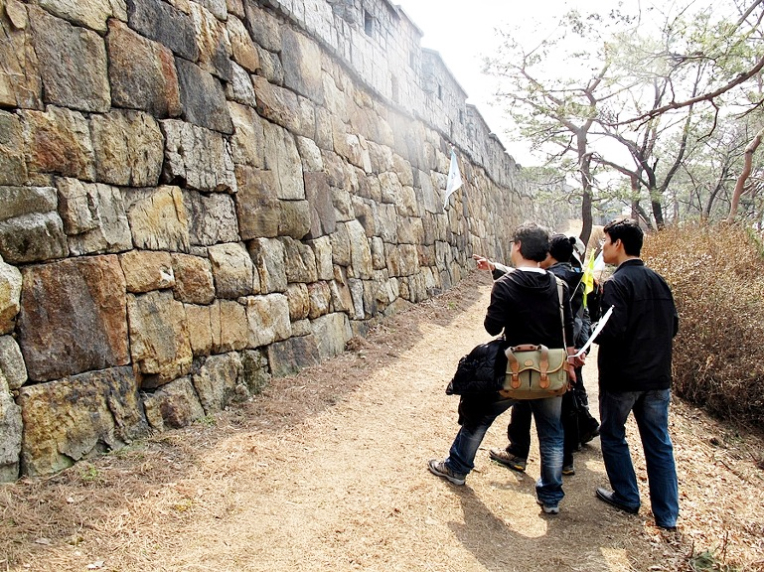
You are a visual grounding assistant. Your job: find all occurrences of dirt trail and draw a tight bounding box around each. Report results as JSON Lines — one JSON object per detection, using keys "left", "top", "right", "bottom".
{"left": 2, "top": 271, "right": 764, "bottom": 571}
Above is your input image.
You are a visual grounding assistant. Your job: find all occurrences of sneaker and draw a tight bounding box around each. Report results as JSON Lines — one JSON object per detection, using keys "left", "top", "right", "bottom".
{"left": 489, "top": 448, "right": 527, "bottom": 472}
{"left": 428, "top": 459, "right": 466, "bottom": 486}
{"left": 536, "top": 499, "right": 560, "bottom": 515}
{"left": 562, "top": 464, "right": 576, "bottom": 476}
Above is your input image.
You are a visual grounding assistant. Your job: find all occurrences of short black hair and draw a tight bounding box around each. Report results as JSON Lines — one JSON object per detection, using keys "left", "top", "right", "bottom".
{"left": 603, "top": 218, "right": 643, "bottom": 256}
{"left": 512, "top": 222, "right": 550, "bottom": 262}
{"left": 549, "top": 234, "right": 574, "bottom": 263}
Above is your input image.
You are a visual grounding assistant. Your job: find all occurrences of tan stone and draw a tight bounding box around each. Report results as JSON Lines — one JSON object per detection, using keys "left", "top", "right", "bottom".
{"left": 183, "top": 303, "right": 213, "bottom": 356}
{"left": 189, "top": 1, "right": 232, "bottom": 82}
{"left": 227, "top": 15, "right": 258, "bottom": 72}
{"left": 124, "top": 186, "right": 190, "bottom": 252}
{"left": 0, "top": 257, "right": 22, "bottom": 335}
{"left": 253, "top": 76, "right": 301, "bottom": 134}
{"left": 191, "top": 353, "right": 242, "bottom": 414}
{"left": 0, "top": 370, "right": 22, "bottom": 482}
{"left": 234, "top": 166, "right": 279, "bottom": 240}
{"left": 0, "top": 2, "right": 43, "bottom": 109}
{"left": 228, "top": 102, "right": 265, "bottom": 168}
{"left": 0, "top": 111, "right": 27, "bottom": 186}
{"left": 307, "top": 281, "right": 331, "bottom": 319}
{"left": 247, "top": 237, "right": 286, "bottom": 294}
{"left": 211, "top": 299, "right": 248, "bottom": 352}
{"left": 141, "top": 376, "right": 204, "bottom": 431}
{"left": 243, "top": 294, "right": 291, "bottom": 348}
{"left": 38, "top": 0, "right": 127, "bottom": 32}
{"left": 172, "top": 254, "right": 215, "bottom": 305}
{"left": 119, "top": 250, "right": 175, "bottom": 293}
{"left": 286, "top": 283, "right": 310, "bottom": 321}
{"left": 208, "top": 242, "right": 257, "bottom": 298}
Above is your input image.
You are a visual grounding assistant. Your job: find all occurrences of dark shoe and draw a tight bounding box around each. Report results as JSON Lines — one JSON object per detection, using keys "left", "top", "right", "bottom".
{"left": 428, "top": 459, "right": 466, "bottom": 486}
{"left": 489, "top": 448, "right": 527, "bottom": 472}
{"left": 595, "top": 487, "right": 639, "bottom": 514}
{"left": 536, "top": 499, "right": 559, "bottom": 515}
{"left": 657, "top": 524, "right": 677, "bottom": 532}
{"left": 562, "top": 464, "right": 575, "bottom": 476}
{"left": 580, "top": 423, "right": 600, "bottom": 445}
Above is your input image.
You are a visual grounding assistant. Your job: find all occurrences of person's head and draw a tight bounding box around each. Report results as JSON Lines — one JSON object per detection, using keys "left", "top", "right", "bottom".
{"left": 511, "top": 222, "right": 549, "bottom": 264}
{"left": 602, "top": 218, "right": 643, "bottom": 264}
{"left": 548, "top": 234, "right": 575, "bottom": 264}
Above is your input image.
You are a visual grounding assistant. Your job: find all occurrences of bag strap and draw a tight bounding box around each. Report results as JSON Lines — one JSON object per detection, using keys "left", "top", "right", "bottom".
{"left": 505, "top": 344, "right": 550, "bottom": 389}
{"left": 554, "top": 276, "right": 567, "bottom": 350}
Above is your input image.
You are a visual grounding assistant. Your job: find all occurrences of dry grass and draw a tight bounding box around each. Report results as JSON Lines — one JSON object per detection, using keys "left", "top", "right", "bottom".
{"left": 1, "top": 269, "right": 763, "bottom": 571}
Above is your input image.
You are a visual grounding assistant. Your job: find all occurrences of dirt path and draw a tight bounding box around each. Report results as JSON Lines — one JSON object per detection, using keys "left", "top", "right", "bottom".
{"left": 2, "top": 271, "right": 764, "bottom": 571}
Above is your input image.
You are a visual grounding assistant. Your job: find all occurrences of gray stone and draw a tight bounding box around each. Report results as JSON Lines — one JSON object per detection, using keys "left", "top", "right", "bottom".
{"left": 141, "top": 376, "right": 204, "bottom": 431}
{"left": 329, "top": 265, "right": 354, "bottom": 315}
{"left": 161, "top": 119, "right": 237, "bottom": 192}
{"left": 57, "top": 179, "right": 133, "bottom": 255}
{"left": 126, "top": 0, "right": 199, "bottom": 60}
{"left": 304, "top": 172, "right": 336, "bottom": 239}
{"left": 119, "top": 250, "right": 175, "bottom": 293}
{"left": 29, "top": 6, "right": 110, "bottom": 113}
{"left": 173, "top": 254, "right": 215, "bottom": 305}
{"left": 0, "top": 187, "right": 68, "bottom": 264}
{"left": 18, "top": 366, "right": 148, "bottom": 477}
{"left": 0, "top": 371, "right": 22, "bottom": 482}
{"left": 124, "top": 186, "right": 190, "bottom": 252}
{"left": 106, "top": 20, "right": 182, "bottom": 118}
{"left": 208, "top": 242, "right": 257, "bottom": 298}
{"left": 227, "top": 15, "right": 258, "bottom": 72}
{"left": 309, "top": 236, "right": 333, "bottom": 281}
{"left": 228, "top": 102, "right": 265, "bottom": 168}
{"left": 282, "top": 236, "right": 318, "bottom": 283}
{"left": 211, "top": 299, "right": 249, "bottom": 352}
{"left": 310, "top": 312, "right": 351, "bottom": 360}
{"left": 0, "top": 3, "right": 43, "bottom": 109}
{"left": 290, "top": 318, "right": 312, "bottom": 337}
{"left": 243, "top": 1, "right": 281, "bottom": 52}
{"left": 262, "top": 118, "right": 305, "bottom": 200}
{"left": 278, "top": 200, "right": 311, "bottom": 239}
{"left": 127, "top": 290, "right": 193, "bottom": 388}
{"left": 331, "top": 184, "right": 354, "bottom": 222}
{"left": 254, "top": 45, "right": 284, "bottom": 85}
{"left": 192, "top": 353, "right": 242, "bottom": 414}
{"left": 267, "top": 335, "right": 320, "bottom": 377}
{"left": 234, "top": 166, "right": 279, "bottom": 239}
{"left": 348, "top": 277, "right": 365, "bottom": 319}
{"left": 183, "top": 191, "right": 240, "bottom": 246}
{"left": 0, "top": 111, "right": 27, "bottom": 186}
{"left": 240, "top": 349, "right": 270, "bottom": 395}
{"left": 189, "top": 1, "right": 232, "bottom": 82}
{"left": 351, "top": 196, "right": 375, "bottom": 237}
{"left": 226, "top": 62, "right": 256, "bottom": 107}
{"left": 286, "top": 282, "right": 310, "bottom": 321}
{"left": 38, "top": 0, "right": 127, "bottom": 33}
{"left": 175, "top": 58, "right": 233, "bottom": 134}
{"left": 195, "top": 0, "right": 227, "bottom": 20}
{"left": 247, "top": 238, "right": 286, "bottom": 293}
{"left": 0, "top": 258, "right": 22, "bottom": 335}
{"left": 347, "top": 220, "right": 373, "bottom": 279}
{"left": 330, "top": 222, "right": 351, "bottom": 267}
{"left": 253, "top": 76, "right": 300, "bottom": 134}
{"left": 370, "top": 236, "right": 385, "bottom": 270}
{"left": 396, "top": 216, "right": 425, "bottom": 245}
{"left": 307, "top": 281, "right": 331, "bottom": 319}
{"left": 374, "top": 203, "right": 398, "bottom": 242}
{"left": 243, "top": 293, "right": 291, "bottom": 348}
{"left": 296, "top": 136, "right": 323, "bottom": 173}
{"left": 386, "top": 243, "right": 419, "bottom": 277}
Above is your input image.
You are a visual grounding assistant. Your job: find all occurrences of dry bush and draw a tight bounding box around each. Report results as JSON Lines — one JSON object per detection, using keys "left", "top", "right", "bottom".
{"left": 644, "top": 224, "right": 764, "bottom": 428}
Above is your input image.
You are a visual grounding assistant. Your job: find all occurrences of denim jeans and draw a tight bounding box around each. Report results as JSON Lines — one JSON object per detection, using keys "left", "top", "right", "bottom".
{"left": 445, "top": 394, "right": 564, "bottom": 507}
{"left": 507, "top": 395, "right": 576, "bottom": 467}
{"left": 599, "top": 389, "right": 679, "bottom": 528}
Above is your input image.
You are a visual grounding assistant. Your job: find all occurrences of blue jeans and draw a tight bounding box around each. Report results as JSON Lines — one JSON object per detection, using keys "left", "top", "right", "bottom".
{"left": 445, "top": 395, "right": 564, "bottom": 507}
{"left": 599, "top": 389, "right": 679, "bottom": 528}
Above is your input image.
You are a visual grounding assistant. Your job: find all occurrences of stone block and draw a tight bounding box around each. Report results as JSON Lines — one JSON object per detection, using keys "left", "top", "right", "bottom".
{"left": 141, "top": 376, "right": 204, "bottom": 431}
{"left": 227, "top": 0, "right": 245, "bottom": 18}
{"left": 227, "top": 15, "right": 258, "bottom": 72}
{"left": 126, "top": 0, "right": 199, "bottom": 61}
{"left": 0, "top": 3, "right": 43, "bottom": 109}
{"left": 281, "top": 236, "right": 318, "bottom": 283}
{"left": 0, "top": 335, "right": 28, "bottom": 390}
{"left": 310, "top": 312, "right": 351, "bottom": 360}
{"left": 124, "top": 186, "right": 190, "bottom": 252}
{"left": 243, "top": 1, "right": 281, "bottom": 52}
{"left": 172, "top": 254, "right": 215, "bottom": 305}
{"left": 267, "top": 335, "right": 320, "bottom": 378}
{"left": 0, "top": 255, "right": 23, "bottom": 334}
{"left": 0, "top": 111, "right": 28, "bottom": 186}
{"left": 234, "top": 166, "right": 279, "bottom": 240}
{"left": 0, "top": 371, "right": 22, "bottom": 482}
{"left": 38, "top": 0, "right": 127, "bottom": 33}
{"left": 309, "top": 236, "right": 333, "bottom": 281}
{"left": 211, "top": 299, "right": 248, "bottom": 352}
{"left": 228, "top": 102, "right": 265, "bottom": 168}
{"left": 161, "top": 119, "right": 236, "bottom": 192}
{"left": 29, "top": 6, "right": 110, "bottom": 113}
{"left": 191, "top": 352, "right": 242, "bottom": 414}
{"left": 189, "top": 2, "right": 232, "bottom": 82}
{"left": 184, "top": 303, "right": 214, "bottom": 356}
{"left": 286, "top": 282, "right": 310, "bottom": 321}
{"left": 119, "top": 250, "right": 174, "bottom": 293}
{"left": 183, "top": 190, "right": 240, "bottom": 246}
{"left": 329, "top": 265, "right": 353, "bottom": 314}
{"left": 226, "top": 61, "right": 256, "bottom": 107}
{"left": 57, "top": 179, "right": 133, "bottom": 256}
{"left": 347, "top": 219, "right": 372, "bottom": 279}
{"left": 0, "top": 187, "right": 68, "bottom": 264}
{"left": 307, "top": 281, "right": 331, "bottom": 319}
{"left": 253, "top": 76, "right": 300, "bottom": 134}
{"left": 329, "top": 222, "right": 350, "bottom": 267}
{"left": 240, "top": 349, "right": 270, "bottom": 395}
{"left": 243, "top": 293, "right": 291, "bottom": 348}
{"left": 304, "top": 172, "right": 336, "bottom": 239}
{"left": 247, "top": 237, "right": 286, "bottom": 293}
{"left": 17, "top": 366, "right": 148, "bottom": 476}
{"left": 254, "top": 45, "right": 284, "bottom": 84}
{"left": 106, "top": 20, "right": 182, "bottom": 118}
{"left": 262, "top": 118, "right": 305, "bottom": 200}
{"left": 278, "top": 199, "right": 311, "bottom": 239}
{"left": 208, "top": 242, "right": 257, "bottom": 298}
{"left": 175, "top": 58, "right": 233, "bottom": 134}
{"left": 127, "top": 290, "right": 192, "bottom": 387}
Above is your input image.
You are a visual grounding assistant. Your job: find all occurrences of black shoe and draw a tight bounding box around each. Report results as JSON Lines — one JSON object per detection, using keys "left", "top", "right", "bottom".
{"left": 657, "top": 524, "right": 677, "bottom": 532}
{"left": 595, "top": 487, "right": 639, "bottom": 514}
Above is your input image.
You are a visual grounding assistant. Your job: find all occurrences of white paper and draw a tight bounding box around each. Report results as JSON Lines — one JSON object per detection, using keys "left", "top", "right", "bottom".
{"left": 574, "top": 305, "right": 613, "bottom": 358}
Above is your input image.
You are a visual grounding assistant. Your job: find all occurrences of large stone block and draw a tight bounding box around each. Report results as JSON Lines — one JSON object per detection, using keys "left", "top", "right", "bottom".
{"left": 18, "top": 256, "right": 128, "bottom": 382}
{"left": 247, "top": 237, "right": 286, "bottom": 293}
{"left": 347, "top": 220, "right": 373, "bottom": 279}
{"left": 195, "top": 0, "right": 227, "bottom": 20}
{"left": 278, "top": 199, "right": 311, "bottom": 239}
{"left": 0, "top": 335, "right": 28, "bottom": 390}
{"left": 172, "top": 254, "right": 215, "bottom": 304}
{"left": 240, "top": 349, "right": 270, "bottom": 395}
{"left": 191, "top": 353, "right": 242, "bottom": 414}
{"left": 253, "top": 76, "right": 300, "bottom": 134}
{"left": 309, "top": 236, "right": 333, "bottom": 281}
{"left": 189, "top": 2, "right": 232, "bottom": 82}
{"left": 307, "top": 281, "right": 331, "bottom": 319}
{"left": 125, "top": 0, "right": 198, "bottom": 61}
{"left": 175, "top": 58, "right": 233, "bottom": 134}
{"left": 234, "top": 166, "right": 279, "bottom": 240}
{"left": 0, "top": 187, "right": 68, "bottom": 264}
{"left": 281, "top": 236, "right": 317, "bottom": 283}
{"left": 126, "top": 290, "right": 192, "bottom": 388}
{"left": 208, "top": 242, "right": 257, "bottom": 298}
{"left": 310, "top": 312, "right": 351, "bottom": 360}
{"left": 329, "top": 265, "right": 354, "bottom": 314}
{"left": 17, "top": 366, "right": 148, "bottom": 476}
{"left": 243, "top": 1, "right": 281, "bottom": 52}
{"left": 0, "top": 371, "right": 22, "bottom": 482}
{"left": 38, "top": 0, "right": 127, "bottom": 33}
{"left": 226, "top": 62, "right": 256, "bottom": 107}
{"left": 228, "top": 102, "right": 265, "bottom": 168}
{"left": 0, "top": 256, "right": 22, "bottom": 334}
{"left": 182, "top": 191, "right": 240, "bottom": 247}
{"left": 243, "top": 293, "right": 291, "bottom": 348}
{"left": 161, "top": 119, "right": 237, "bottom": 193}
{"left": 106, "top": 20, "right": 181, "bottom": 118}
{"left": 123, "top": 186, "right": 190, "bottom": 252}
{"left": 57, "top": 179, "right": 133, "bottom": 255}
{"left": 0, "top": 3, "right": 43, "bottom": 109}
{"left": 267, "top": 335, "right": 320, "bottom": 378}
{"left": 304, "top": 172, "right": 336, "bottom": 239}
{"left": 29, "top": 6, "right": 110, "bottom": 113}
{"left": 227, "top": 15, "right": 258, "bottom": 72}
{"left": 21, "top": 106, "right": 95, "bottom": 181}
{"left": 119, "top": 250, "right": 175, "bottom": 293}
{"left": 262, "top": 119, "right": 305, "bottom": 200}
{"left": 211, "top": 299, "right": 248, "bottom": 352}
{"left": 0, "top": 111, "right": 28, "bottom": 186}
{"left": 286, "top": 282, "right": 309, "bottom": 321}
{"left": 184, "top": 303, "right": 214, "bottom": 355}
{"left": 141, "top": 376, "right": 204, "bottom": 430}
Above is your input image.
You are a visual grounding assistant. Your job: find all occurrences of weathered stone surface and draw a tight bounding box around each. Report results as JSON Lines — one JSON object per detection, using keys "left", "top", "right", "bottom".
{"left": 351, "top": 196, "right": 375, "bottom": 237}
{"left": 182, "top": 191, "right": 239, "bottom": 246}
{"left": 262, "top": 119, "right": 305, "bottom": 200}
{"left": 195, "top": 0, "right": 227, "bottom": 20}
{"left": 0, "top": 256, "right": 22, "bottom": 334}
{"left": 175, "top": 58, "right": 233, "bottom": 134}
{"left": 307, "top": 281, "right": 331, "bottom": 319}
{"left": 141, "top": 376, "right": 204, "bottom": 431}
{"left": 267, "top": 335, "right": 320, "bottom": 377}
{"left": 18, "top": 366, "right": 148, "bottom": 476}
{"left": 290, "top": 318, "right": 311, "bottom": 337}
{"left": 208, "top": 242, "right": 257, "bottom": 298}
{"left": 278, "top": 199, "right": 311, "bottom": 239}
{"left": 295, "top": 136, "right": 323, "bottom": 173}
{"left": 227, "top": 0, "right": 245, "bottom": 18}
{"left": 374, "top": 203, "right": 398, "bottom": 242}
{"left": 397, "top": 216, "right": 425, "bottom": 245}
{"left": 192, "top": 352, "right": 242, "bottom": 414}
{"left": 304, "top": 172, "right": 336, "bottom": 239}
{"left": 124, "top": 186, "right": 190, "bottom": 252}
{"left": 240, "top": 349, "right": 270, "bottom": 395}
{"left": 91, "top": 110, "right": 163, "bottom": 187}
{"left": 311, "top": 312, "right": 351, "bottom": 360}
{"left": 348, "top": 277, "right": 365, "bottom": 319}
{"left": 38, "top": 0, "right": 127, "bottom": 33}
{"left": 184, "top": 303, "right": 214, "bottom": 355}
{"left": 127, "top": 290, "right": 192, "bottom": 387}
{"left": 126, "top": 0, "right": 199, "bottom": 61}
{"left": 106, "top": 20, "right": 182, "bottom": 118}
{"left": 243, "top": 1, "right": 281, "bottom": 52}
{"left": 0, "top": 371, "right": 22, "bottom": 482}
{"left": 296, "top": 96, "right": 316, "bottom": 139}
{"left": 172, "top": 254, "right": 215, "bottom": 304}
{"left": 227, "top": 15, "right": 258, "bottom": 72}
{"left": 18, "top": 256, "right": 129, "bottom": 382}
{"left": 308, "top": 236, "right": 333, "bottom": 281}
{"left": 29, "top": 6, "right": 110, "bottom": 113}
{"left": 228, "top": 102, "right": 265, "bottom": 168}
{"left": 331, "top": 184, "right": 354, "bottom": 222}
{"left": 0, "top": 335, "right": 28, "bottom": 390}
{"left": 226, "top": 62, "right": 256, "bottom": 107}
{"left": 0, "top": 186, "right": 68, "bottom": 264}
{"left": 57, "top": 179, "right": 133, "bottom": 255}
{"left": 247, "top": 237, "right": 286, "bottom": 293}
{"left": 370, "top": 236, "right": 385, "bottom": 269}
{"left": 189, "top": 1, "right": 232, "bottom": 82}
{"left": 315, "top": 106, "right": 333, "bottom": 150}
{"left": 21, "top": 106, "right": 95, "bottom": 181}
{"left": 386, "top": 243, "right": 419, "bottom": 277}
{"left": 253, "top": 76, "right": 300, "bottom": 134}
{"left": 0, "top": 3, "right": 43, "bottom": 109}
{"left": 418, "top": 169, "right": 438, "bottom": 214}
{"left": 254, "top": 45, "right": 284, "bottom": 84}
{"left": 282, "top": 236, "right": 318, "bottom": 284}
{"left": 330, "top": 222, "right": 350, "bottom": 267}
{"left": 347, "top": 220, "right": 373, "bottom": 279}
{"left": 330, "top": 265, "right": 354, "bottom": 314}
{"left": 0, "top": 111, "right": 27, "bottom": 186}
{"left": 161, "top": 119, "right": 236, "bottom": 192}
{"left": 119, "top": 250, "right": 174, "bottom": 293}
{"left": 211, "top": 299, "right": 248, "bottom": 352}
{"left": 234, "top": 167, "right": 279, "bottom": 240}
{"left": 286, "top": 282, "right": 309, "bottom": 321}
{"left": 243, "top": 293, "right": 291, "bottom": 348}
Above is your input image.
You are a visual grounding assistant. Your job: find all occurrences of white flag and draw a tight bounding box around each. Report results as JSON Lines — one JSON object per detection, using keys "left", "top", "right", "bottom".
{"left": 444, "top": 149, "right": 463, "bottom": 208}
{"left": 593, "top": 250, "right": 605, "bottom": 272}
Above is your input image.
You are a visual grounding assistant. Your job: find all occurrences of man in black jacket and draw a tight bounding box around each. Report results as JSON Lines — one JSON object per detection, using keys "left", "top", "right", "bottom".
{"left": 594, "top": 219, "right": 680, "bottom": 531}
{"left": 429, "top": 223, "right": 578, "bottom": 515}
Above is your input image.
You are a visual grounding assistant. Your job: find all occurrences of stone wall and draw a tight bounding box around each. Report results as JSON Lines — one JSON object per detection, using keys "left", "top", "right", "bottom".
{"left": 0, "top": 0, "right": 542, "bottom": 480}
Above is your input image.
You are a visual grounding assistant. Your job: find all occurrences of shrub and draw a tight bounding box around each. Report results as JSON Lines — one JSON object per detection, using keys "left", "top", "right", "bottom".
{"left": 643, "top": 224, "right": 764, "bottom": 427}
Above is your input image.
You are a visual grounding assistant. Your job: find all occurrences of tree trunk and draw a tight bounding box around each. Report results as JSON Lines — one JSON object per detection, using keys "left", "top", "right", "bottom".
{"left": 650, "top": 188, "right": 665, "bottom": 229}
{"left": 579, "top": 142, "right": 593, "bottom": 244}
{"left": 727, "top": 126, "right": 764, "bottom": 222}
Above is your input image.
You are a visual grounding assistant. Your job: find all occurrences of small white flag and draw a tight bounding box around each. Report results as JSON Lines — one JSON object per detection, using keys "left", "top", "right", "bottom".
{"left": 593, "top": 250, "right": 605, "bottom": 272}
{"left": 444, "top": 149, "right": 463, "bottom": 208}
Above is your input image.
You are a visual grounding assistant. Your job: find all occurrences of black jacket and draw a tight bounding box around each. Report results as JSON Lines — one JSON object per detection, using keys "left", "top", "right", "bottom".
{"left": 485, "top": 269, "right": 574, "bottom": 349}
{"left": 595, "top": 259, "right": 679, "bottom": 392}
